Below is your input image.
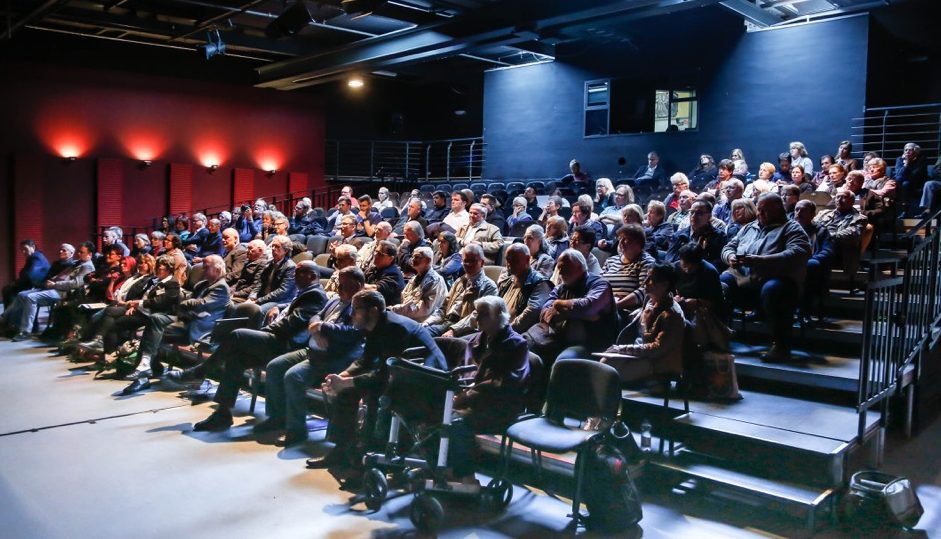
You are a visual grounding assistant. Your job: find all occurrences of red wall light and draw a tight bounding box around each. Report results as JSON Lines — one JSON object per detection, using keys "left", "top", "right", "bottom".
{"left": 123, "top": 131, "right": 168, "bottom": 161}
{"left": 254, "top": 148, "right": 283, "bottom": 174}
{"left": 195, "top": 139, "right": 227, "bottom": 169}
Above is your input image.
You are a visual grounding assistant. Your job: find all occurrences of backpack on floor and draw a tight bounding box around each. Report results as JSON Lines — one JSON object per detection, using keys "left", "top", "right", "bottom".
{"left": 582, "top": 440, "right": 643, "bottom": 532}
{"left": 840, "top": 470, "right": 923, "bottom": 530}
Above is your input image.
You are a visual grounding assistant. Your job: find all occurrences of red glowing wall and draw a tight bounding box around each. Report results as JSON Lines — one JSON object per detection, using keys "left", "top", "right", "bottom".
{"left": 0, "top": 60, "right": 326, "bottom": 282}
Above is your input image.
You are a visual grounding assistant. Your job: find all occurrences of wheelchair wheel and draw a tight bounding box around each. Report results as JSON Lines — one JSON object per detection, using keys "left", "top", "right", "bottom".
{"left": 410, "top": 492, "right": 444, "bottom": 533}
{"left": 363, "top": 468, "right": 388, "bottom": 511}
{"left": 482, "top": 478, "right": 513, "bottom": 511}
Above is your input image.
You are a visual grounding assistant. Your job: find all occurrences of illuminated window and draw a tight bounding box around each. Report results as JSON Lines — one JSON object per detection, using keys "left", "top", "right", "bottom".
{"left": 654, "top": 89, "right": 698, "bottom": 132}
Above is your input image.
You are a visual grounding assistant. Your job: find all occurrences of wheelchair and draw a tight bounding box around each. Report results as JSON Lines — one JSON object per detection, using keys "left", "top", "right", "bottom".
{"left": 359, "top": 356, "right": 513, "bottom": 533}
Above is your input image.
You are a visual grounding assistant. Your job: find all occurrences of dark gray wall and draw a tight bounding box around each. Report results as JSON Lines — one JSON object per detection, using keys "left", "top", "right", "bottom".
{"left": 482, "top": 12, "right": 869, "bottom": 180}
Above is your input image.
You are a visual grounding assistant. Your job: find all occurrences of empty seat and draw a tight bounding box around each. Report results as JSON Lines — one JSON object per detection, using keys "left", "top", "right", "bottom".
{"left": 488, "top": 182, "right": 506, "bottom": 192}
{"left": 470, "top": 182, "right": 488, "bottom": 196}
{"left": 506, "top": 182, "right": 525, "bottom": 197}
{"left": 380, "top": 207, "right": 399, "bottom": 222}
{"left": 305, "top": 235, "right": 329, "bottom": 255}
{"left": 420, "top": 184, "right": 435, "bottom": 193}
{"left": 451, "top": 182, "right": 469, "bottom": 191}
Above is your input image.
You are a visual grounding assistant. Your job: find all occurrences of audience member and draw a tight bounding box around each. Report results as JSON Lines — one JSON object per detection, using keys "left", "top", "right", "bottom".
{"left": 425, "top": 190, "right": 451, "bottom": 225}
{"left": 689, "top": 154, "right": 717, "bottom": 192}
{"left": 425, "top": 244, "right": 497, "bottom": 338}
{"left": 727, "top": 198, "right": 757, "bottom": 239}
{"left": 102, "top": 226, "right": 131, "bottom": 257}
{"left": 794, "top": 200, "right": 834, "bottom": 323}
{"left": 744, "top": 163, "right": 776, "bottom": 201}
{"left": 664, "top": 173, "right": 690, "bottom": 215}
{"left": 895, "top": 143, "right": 928, "bottom": 208}
{"left": 456, "top": 203, "right": 505, "bottom": 264}
{"left": 497, "top": 244, "right": 553, "bottom": 334}
{"left": 813, "top": 155, "right": 835, "bottom": 186}
{"left": 506, "top": 196, "right": 533, "bottom": 232}
{"left": 666, "top": 200, "right": 727, "bottom": 270}
{"left": 522, "top": 224, "right": 555, "bottom": 277}
{"left": 631, "top": 151, "right": 667, "bottom": 190}
{"left": 551, "top": 225, "right": 601, "bottom": 283}
{"left": 478, "top": 193, "right": 506, "bottom": 233}
{"left": 545, "top": 216, "right": 570, "bottom": 260}
{"left": 560, "top": 158, "right": 590, "bottom": 192}
{"left": 392, "top": 198, "right": 429, "bottom": 236}
{"left": 721, "top": 193, "right": 811, "bottom": 362}
{"left": 817, "top": 162, "right": 848, "bottom": 197}
{"left": 441, "top": 191, "right": 470, "bottom": 233}
{"left": 246, "top": 235, "right": 297, "bottom": 316}
{"left": 325, "top": 244, "right": 359, "bottom": 296}
{"left": 863, "top": 158, "right": 897, "bottom": 201}
{"left": 131, "top": 233, "right": 151, "bottom": 258}
{"left": 789, "top": 141, "right": 813, "bottom": 174}
{"left": 363, "top": 240, "right": 405, "bottom": 306}
{"left": 231, "top": 239, "right": 270, "bottom": 301}
{"left": 328, "top": 196, "right": 355, "bottom": 235}
{"left": 389, "top": 246, "right": 447, "bottom": 323}
{"left": 773, "top": 152, "right": 792, "bottom": 183}
{"left": 537, "top": 196, "right": 564, "bottom": 229}
{"left": 395, "top": 222, "right": 429, "bottom": 276}
{"left": 432, "top": 231, "right": 463, "bottom": 286}
{"left": 602, "top": 223, "right": 655, "bottom": 317}
{"left": 522, "top": 187, "right": 542, "bottom": 221}
{"left": 790, "top": 165, "right": 814, "bottom": 194}
{"left": 594, "top": 178, "right": 616, "bottom": 212}
{"left": 3, "top": 239, "right": 50, "bottom": 309}
{"left": 836, "top": 140, "right": 859, "bottom": 171}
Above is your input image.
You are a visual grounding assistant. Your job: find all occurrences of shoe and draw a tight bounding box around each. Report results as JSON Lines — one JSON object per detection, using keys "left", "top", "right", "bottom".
{"left": 79, "top": 337, "right": 104, "bottom": 353}
{"left": 275, "top": 430, "right": 308, "bottom": 447}
{"left": 120, "top": 378, "right": 151, "bottom": 395}
{"left": 164, "top": 366, "right": 205, "bottom": 385}
{"left": 11, "top": 332, "right": 31, "bottom": 342}
{"left": 126, "top": 369, "right": 152, "bottom": 381}
{"left": 252, "top": 418, "right": 285, "bottom": 435}
{"left": 193, "top": 410, "right": 233, "bottom": 432}
{"left": 305, "top": 448, "right": 348, "bottom": 469}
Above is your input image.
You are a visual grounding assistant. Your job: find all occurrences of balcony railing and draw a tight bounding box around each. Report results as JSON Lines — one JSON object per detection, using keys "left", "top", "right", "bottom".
{"left": 850, "top": 103, "right": 941, "bottom": 165}
{"left": 325, "top": 137, "right": 485, "bottom": 182}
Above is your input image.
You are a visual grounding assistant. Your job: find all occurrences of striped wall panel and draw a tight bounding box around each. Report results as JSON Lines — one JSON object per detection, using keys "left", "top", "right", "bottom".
{"left": 97, "top": 158, "right": 124, "bottom": 230}
{"left": 169, "top": 163, "right": 193, "bottom": 216}
{"left": 13, "top": 155, "right": 43, "bottom": 270}
{"left": 233, "top": 168, "right": 254, "bottom": 207}
{"left": 288, "top": 172, "right": 308, "bottom": 195}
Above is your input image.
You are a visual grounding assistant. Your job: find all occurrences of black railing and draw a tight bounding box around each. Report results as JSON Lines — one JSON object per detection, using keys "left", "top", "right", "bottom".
{"left": 325, "top": 137, "right": 485, "bottom": 182}
{"left": 850, "top": 103, "right": 941, "bottom": 166}
{"left": 858, "top": 210, "right": 941, "bottom": 439}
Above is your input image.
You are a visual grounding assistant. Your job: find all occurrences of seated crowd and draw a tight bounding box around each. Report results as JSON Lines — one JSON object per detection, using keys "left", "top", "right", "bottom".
{"left": 0, "top": 138, "right": 934, "bottom": 475}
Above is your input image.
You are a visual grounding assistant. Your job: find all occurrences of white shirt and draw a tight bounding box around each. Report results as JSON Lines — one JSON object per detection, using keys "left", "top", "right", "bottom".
{"left": 443, "top": 209, "right": 469, "bottom": 233}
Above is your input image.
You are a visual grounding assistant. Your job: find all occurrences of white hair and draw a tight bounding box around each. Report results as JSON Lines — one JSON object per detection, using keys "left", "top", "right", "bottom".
{"left": 335, "top": 244, "right": 358, "bottom": 259}
{"left": 557, "top": 248, "right": 588, "bottom": 272}
{"left": 270, "top": 235, "right": 293, "bottom": 251}
{"left": 203, "top": 254, "right": 226, "bottom": 275}
{"left": 670, "top": 173, "right": 689, "bottom": 186}
{"left": 412, "top": 246, "right": 433, "bottom": 260}
{"left": 474, "top": 295, "right": 510, "bottom": 326}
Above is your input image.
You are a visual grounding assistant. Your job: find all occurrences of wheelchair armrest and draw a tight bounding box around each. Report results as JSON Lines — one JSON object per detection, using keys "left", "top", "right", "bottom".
{"left": 515, "top": 412, "right": 539, "bottom": 422}
{"left": 450, "top": 365, "right": 477, "bottom": 376}
{"left": 401, "top": 346, "right": 427, "bottom": 359}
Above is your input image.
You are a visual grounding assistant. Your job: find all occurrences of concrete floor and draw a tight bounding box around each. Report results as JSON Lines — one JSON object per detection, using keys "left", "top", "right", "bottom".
{"left": 1, "top": 338, "right": 938, "bottom": 538}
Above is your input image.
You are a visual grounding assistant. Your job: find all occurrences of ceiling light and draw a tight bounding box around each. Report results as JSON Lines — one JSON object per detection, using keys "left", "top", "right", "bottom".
{"left": 348, "top": 77, "right": 364, "bottom": 89}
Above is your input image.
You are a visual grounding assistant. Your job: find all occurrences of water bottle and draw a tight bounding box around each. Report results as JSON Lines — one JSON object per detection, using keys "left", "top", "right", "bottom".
{"left": 640, "top": 419, "right": 652, "bottom": 452}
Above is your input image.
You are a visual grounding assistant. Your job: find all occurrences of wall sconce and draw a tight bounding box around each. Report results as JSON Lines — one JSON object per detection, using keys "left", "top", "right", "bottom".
{"left": 139, "top": 160, "right": 153, "bottom": 169}
{"left": 208, "top": 164, "right": 219, "bottom": 173}
{"left": 63, "top": 156, "right": 77, "bottom": 164}
{"left": 267, "top": 169, "right": 277, "bottom": 177}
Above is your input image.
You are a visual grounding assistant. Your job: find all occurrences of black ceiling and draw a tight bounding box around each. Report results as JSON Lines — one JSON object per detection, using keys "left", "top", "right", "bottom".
{"left": 0, "top": 0, "right": 921, "bottom": 90}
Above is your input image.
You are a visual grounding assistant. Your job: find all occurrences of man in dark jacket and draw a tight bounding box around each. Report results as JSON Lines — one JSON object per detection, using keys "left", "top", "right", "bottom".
{"left": 364, "top": 240, "right": 405, "bottom": 306}
{"left": 231, "top": 239, "right": 268, "bottom": 300}
{"left": 247, "top": 235, "right": 297, "bottom": 315}
{"left": 306, "top": 290, "right": 446, "bottom": 469}
{"left": 261, "top": 267, "right": 367, "bottom": 446}
{"left": 795, "top": 201, "right": 834, "bottom": 323}
{"left": 190, "top": 261, "right": 327, "bottom": 432}
{"left": 3, "top": 239, "right": 50, "bottom": 308}
{"left": 665, "top": 200, "right": 728, "bottom": 271}
{"left": 721, "top": 193, "right": 811, "bottom": 362}
{"left": 499, "top": 244, "right": 553, "bottom": 334}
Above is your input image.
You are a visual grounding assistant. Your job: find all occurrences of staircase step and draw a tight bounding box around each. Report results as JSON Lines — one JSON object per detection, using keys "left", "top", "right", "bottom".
{"left": 731, "top": 342, "right": 859, "bottom": 393}
{"left": 649, "top": 451, "right": 836, "bottom": 530}
{"left": 736, "top": 317, "right": 863, "bottom": 347}
{"left": 670, "top": 413, "right": 849, "bottom": 487}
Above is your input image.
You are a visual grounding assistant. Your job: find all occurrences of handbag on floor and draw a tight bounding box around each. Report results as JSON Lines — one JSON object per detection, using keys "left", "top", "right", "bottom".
{"left": 701, "top": 351, "right": 742, "bottom": 401}
{"left": 841, "top": 470, "right": 924, "bottom": 530}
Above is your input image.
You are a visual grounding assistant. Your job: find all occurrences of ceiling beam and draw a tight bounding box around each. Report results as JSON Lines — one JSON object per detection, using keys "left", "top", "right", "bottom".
{"left": 167, "top": 0, "right": 269, "bottom": 42}
{"left": 255, "top": 0, "right": 709, "bottom": 90}
{"left": 719, "top": 0, "right": 782, "bottom": 26}
{"left": 1, "top": 0, "right": 70, "bottom": 39}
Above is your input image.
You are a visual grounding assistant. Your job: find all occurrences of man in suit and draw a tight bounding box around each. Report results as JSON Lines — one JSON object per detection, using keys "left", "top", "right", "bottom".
{"left": 246, "top": 235, "right": 297, "bottom": 316}
{"left": 456, "top": 203, "right": 505, "bottom": 264}
{"left": 261, "top": 266, "right": 367, "bottom": 446}
{"left": 217, "top": 228, "right": 247, "bottom": 286}
{"left": 306, "top": 290, "right": 446, "bottom": 469}
{"left": 231, "top": 240, "right": 269, "bottom": 301}
{"left": 394, "top": 221, "right": 429, "bottom": 276}
{"left": 3, "top": 242, "right": 95, "bottom": 341}
{"left": 189, "top": 261, "right": 327, "bottom": 432}
{"left": 2, "top": 239, "right": 50, "bottom": 309}
{"left": 363, "top": 240, "right": 405, "bottom": 306}
{"left": 392, "top": 198, "right": 429, "bottom": 237}
{"left": 122, "top": 255, "right": 231, "bottom": 394}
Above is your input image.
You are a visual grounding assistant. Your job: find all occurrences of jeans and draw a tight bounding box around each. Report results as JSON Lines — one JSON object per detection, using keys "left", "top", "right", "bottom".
{"left": 720, "top": 273, "right": 797, "bottom": 349}
{"left": 16, "top": 289, "right": 62, "bottom": 334}
{"left": 919, "top": 180, "right": 941, "bottom": 213}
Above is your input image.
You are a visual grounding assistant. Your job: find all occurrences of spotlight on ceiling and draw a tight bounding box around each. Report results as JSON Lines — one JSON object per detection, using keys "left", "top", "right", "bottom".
{"left": 348, "top": 77, "right": 364, "bottom": 89}
{"left": 341, "top": 0, "right": 387, "bottom": 19}
{"left": 196, "top": 29, "right": 226, "bottom": 60}
{"left": 265, "top": 1, "right": 319, "bottom": 39}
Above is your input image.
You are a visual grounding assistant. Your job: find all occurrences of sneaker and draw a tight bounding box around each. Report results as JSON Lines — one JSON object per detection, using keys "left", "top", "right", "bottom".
{"left": 79, "top": 337, "right": 104, "bottom": 352}
{"left": 11, "top": 332, "right": 31, "bottom": 342}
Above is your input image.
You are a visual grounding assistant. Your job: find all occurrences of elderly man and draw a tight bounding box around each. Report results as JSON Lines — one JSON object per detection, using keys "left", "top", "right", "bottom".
{"left": 3, "top": 239, "right": 50, "bottom": 309}
{"left": 216, "top": 228, "right": 247, "bottom": 285}
{"left": 425, "top": 244, "right": 497, "bottom": 337}
{"left": 479, "top": 193, "right": 507, "bottom": 233}
{"left": 545, "top": 216, "right": 570, "bottom": 260}
{"left": 721, "top": 193, "right": 811, "bottom": 362}
{"left": 645, "top": 200, "right": 673, "bottom": 252}
{"left": 231, "top": 239, "right": 269, "bottom": 301}
{"left": 307, "top": 290, "right": 446, "bottom": 469}
{"left": 326, "top": 244, "right": 359, "bottom": 296}
{"left": 396, "top": 221, "right": 430, "bottom": 276}
{"left": 193, "top": 218, "right": 224, "bottom": 260}
{"left": 667, "top": 189, "right": 696, "bottom": 231}
{"left": 182, "top": 213, "right": 210, "bottom": 258}
{"left": 550, "top": 225, "right": 602, "bottom": 285}
{"left": 393, "top": 198, "right": 429, "bottom": 236}
{"left": 442, "top": 191, "right": 470, "bottom": 233}
{"left": 707, "top": 159, "right": 735, "bottom": 192}
{"left": 246, "top": 235, "right": 297, "bottom": 316}
{"left": 863, "top": 158, "right": 897, "bottom": 201}
{"left": 363, "top": 240, "right": 405, "bottom": 306}
{"left": 663, "top": 173, "right": 690, "bottom": 215}
{"left": 189, "top": 261, "right": 327, "bottom": 432}
{"left": 261, "top": 267, "right": 367, "bottom": 446}
{"left": 122, "top": 254, "right": 232, "bottom": 394}
{"left": 895, "top": 143, "right": 928, "bottom": 206}
{"left": 355, "top": 221, "right": 391, "bottom": 273}
{"left": 665, "top": 200, "right": 727, "bottom": 271}
{"left": 456, "top": 203, "right": 505, "bottom": 264}
{"left": 569, "top": 199, "right": 607, "bottom": 246}
{"left": 602, "top": 224, "right": 655, "bottom": 316}
{"left": 497, "top": 244, "right": 553, "bottom": 334}
{"left": 289, "top": 198, "right": 321, "bottom": 236}
{"left": 4, "top": 242, "right": 95, "bottom": 341}
{"left": 389, "top": 246, "right": 448, "bottom": 323}
{"left": 814, "top": 189, "right": 868, "bottom": 265}
{"left": 845, "top": 170, "right": 887, "bottom": 225}
{"left": 537, "top": 249, "right": 617, "bottom": 362}
{"left": 714, "top": 179, "right": 744, "bottom": 225}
